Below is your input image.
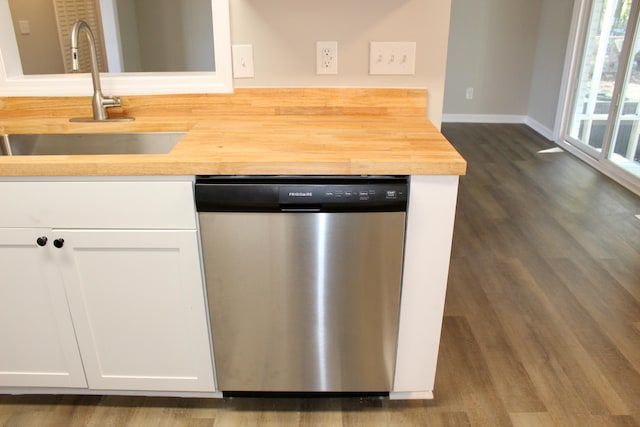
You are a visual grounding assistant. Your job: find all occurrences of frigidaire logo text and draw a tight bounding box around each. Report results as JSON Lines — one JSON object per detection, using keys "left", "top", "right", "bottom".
{"left": 289, "top": 192, "right": 313, "bottom": 197}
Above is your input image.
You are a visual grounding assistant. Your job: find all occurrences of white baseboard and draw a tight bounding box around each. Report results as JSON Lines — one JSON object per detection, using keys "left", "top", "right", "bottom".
{"left": 524, "top": 116, "right": 554, "bottom": 140}
{"left": 441, "top": 114, "right": 526, "bottom": 124}
{"left": 0, "top": 387, "right": 224, "bottom": 398}
{"left": 389, "top": 391, "right": 434, "bottom": 400}
{"left": 442, "top": 114, "right": 555, "bottom": 141}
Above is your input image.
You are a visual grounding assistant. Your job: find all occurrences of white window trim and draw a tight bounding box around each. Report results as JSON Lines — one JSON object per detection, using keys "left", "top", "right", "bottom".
{"left": 554, "top": 0, "right": 589, "bottom": 142}
{"left": 0, "top": 0, "right": 233, "bottom": 96}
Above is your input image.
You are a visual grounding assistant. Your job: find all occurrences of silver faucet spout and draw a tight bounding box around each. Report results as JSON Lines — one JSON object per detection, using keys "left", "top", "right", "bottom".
{"left": 70, "top": 20, "right": 132, "bottom": 122}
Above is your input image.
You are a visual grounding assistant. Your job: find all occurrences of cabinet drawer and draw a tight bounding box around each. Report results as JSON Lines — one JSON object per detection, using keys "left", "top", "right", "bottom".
{"left": 0, "top": 180, "right": 196, "bottom": 229}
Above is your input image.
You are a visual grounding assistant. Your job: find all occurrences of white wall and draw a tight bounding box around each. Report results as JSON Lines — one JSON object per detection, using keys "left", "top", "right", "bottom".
{"left": 115, "top": 0, "right": 142, "bottom": 72}
{"left": 135, "top": 0, "right": 214, "bottom": 72}
{"left": 527, "top": 0, "right": 575, "bottom": 135}
{"left": 443, "top": 0, "right": 575, "bottom": 137}
{"left": 443, "top": 0, "right": 542, "bottom": 118}
{"left": 230, "top": 0, "right": 453, "bottom": 128}
{"left": 7, "top": 0, "right": 64, "bottom": 75}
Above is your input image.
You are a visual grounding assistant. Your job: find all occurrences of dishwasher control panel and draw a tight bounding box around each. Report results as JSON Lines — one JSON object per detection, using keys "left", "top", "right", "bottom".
{"left": 196, "top": 176, "right": 408, "bottom": 212}
{"left": 279, "top": 184, "right": 406, "bottom": 204}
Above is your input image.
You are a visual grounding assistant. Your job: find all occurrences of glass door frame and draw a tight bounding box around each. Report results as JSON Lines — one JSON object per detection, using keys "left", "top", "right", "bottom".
{"left": 607, "top": 2, "right": 640, "bottom": 169}
{"left": 560, "top": 0, "right": 640, "bottom": 195}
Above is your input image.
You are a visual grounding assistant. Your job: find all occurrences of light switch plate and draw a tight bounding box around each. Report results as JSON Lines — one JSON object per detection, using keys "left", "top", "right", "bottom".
{"left": 18, "top": 20, "right": 30, "bottom": 35}
{"left": 232, "top": 44, "right": 254, "bottom": 78}
{"left": 369, "top": 42, "right": 416, "bottom": 75}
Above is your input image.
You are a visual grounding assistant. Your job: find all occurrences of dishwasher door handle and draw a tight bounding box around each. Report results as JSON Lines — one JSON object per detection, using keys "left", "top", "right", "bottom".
{"left": 279, "top": 205, "right": 321, "bottom": 212}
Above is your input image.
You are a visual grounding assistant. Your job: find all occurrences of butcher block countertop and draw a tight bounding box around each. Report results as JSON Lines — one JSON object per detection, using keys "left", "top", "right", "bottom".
{"left": 0, "top": 88, "right": 466, "bottom": 177}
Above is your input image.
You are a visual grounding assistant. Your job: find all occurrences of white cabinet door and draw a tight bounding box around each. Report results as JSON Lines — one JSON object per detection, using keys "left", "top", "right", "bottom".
{"left": 55, "top": 229, "right": 215, "bottom": 392}
{"left": 0, "top": 228, "right": 87, "bottom": 388}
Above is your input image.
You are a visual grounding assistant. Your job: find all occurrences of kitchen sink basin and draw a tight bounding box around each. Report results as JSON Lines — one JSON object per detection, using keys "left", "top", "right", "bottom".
{"left": 0, "top": 132, "right": 185, "bottom": 156}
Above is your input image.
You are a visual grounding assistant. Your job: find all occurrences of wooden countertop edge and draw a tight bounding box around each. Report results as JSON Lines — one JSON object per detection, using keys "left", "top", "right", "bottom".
{"left": 0, "top": 156, "right": 467, "bottom": 177}
{"left": 0, "top": 89, "right": 467, "bottom": 177}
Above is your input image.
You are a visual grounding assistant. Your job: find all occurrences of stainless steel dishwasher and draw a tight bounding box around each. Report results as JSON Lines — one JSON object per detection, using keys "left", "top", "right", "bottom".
{"left": 195, "top": 176, "right": 407, "bottom": 393}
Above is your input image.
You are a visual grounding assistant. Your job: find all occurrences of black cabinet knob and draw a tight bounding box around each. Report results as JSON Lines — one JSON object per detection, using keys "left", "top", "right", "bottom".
{"left": 36, "top": 236, "right": 48, "bottom": 247}
{"left": 53, "top": 238, "right": 65, "bottom": 248}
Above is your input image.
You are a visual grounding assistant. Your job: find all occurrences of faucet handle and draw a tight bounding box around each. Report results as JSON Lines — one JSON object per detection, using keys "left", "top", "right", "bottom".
{"left": 102, "top": 96, "right": 121, "bottom": 108}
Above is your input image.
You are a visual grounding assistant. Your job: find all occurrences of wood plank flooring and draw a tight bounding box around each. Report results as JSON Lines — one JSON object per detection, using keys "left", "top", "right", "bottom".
{"left": 1, "top": 123, "right": 639, "bottom": 426}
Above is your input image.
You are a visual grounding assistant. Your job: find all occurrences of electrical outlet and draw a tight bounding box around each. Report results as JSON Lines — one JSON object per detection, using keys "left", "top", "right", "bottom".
{"left": 317, "top": 41, "right": 338, "bottom": 75}
{"left": 466, "top": 87, "right": 474, "bottom": 100}
{"left": 232, "top": 44, "right": 254, "bottom": 78}
{"left": 369, "top": 42, "right": 416, "bottom": 75}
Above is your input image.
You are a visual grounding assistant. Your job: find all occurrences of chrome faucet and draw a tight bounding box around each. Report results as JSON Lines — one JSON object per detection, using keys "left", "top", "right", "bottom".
{"left": 70, "top": 20, "right": 132, "bottom": 122}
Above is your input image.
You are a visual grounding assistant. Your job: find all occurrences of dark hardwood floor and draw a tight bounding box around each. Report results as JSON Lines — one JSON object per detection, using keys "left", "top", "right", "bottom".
{"left": 441, "top": 123, "right": 640, "bottom": 426}
{"left": 1, "top": 123, "right": 639, "bottom": 426}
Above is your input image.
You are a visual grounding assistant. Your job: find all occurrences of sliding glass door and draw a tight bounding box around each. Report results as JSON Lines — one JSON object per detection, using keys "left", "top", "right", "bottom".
{"left": 609, "top": 19, "right": 640, "bottom": 176}
{"left": 566, "top": 0, "right": 640, "bottom": 181}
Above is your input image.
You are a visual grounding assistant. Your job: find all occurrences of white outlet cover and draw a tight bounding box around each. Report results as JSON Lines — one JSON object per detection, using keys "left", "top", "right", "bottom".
{"left": 466, "top": 87, "right": 474, "bottom": 100}
{"left": 317, "top": 41, "right": 338, "bottom": 75}
{"left": 369, "top": 42, "right": 416, "bottom": 75}
{"left": 232, "top": 44, "right": 254, "bottom": 78}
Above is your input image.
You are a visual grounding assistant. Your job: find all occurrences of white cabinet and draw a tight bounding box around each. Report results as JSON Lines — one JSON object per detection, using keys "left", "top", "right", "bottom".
{"left": 57, "top": 229, "right": 213, "bottom": 392}
{"left": 0, "top": 179, "right": 215, "bottom": 393}
{"left": 0, "top": 228, "right": 87, "bottom": 388}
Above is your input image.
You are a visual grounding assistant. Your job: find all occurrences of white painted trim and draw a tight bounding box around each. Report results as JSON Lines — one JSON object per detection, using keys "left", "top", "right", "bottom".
{"left": 0, "top": 0, "right": 233, "bottom": 95}
{"left": 441, "top": 114, "right": 554, "bottom": 141}
{"left": 554, "top": 0, "right": 587, "bottom": 141}
{"left": 524, "top": 116, "right": 554, "bottom": 140}
{"left": 0, "top": 388, "right": 223, "bottom": 398}
{"left": 393, "top": 175, "right": 459, "bottom": 396}
{"left": 0, "top": 0, "right": 21, "bottom": 78}
{"left": 99, "top": 0, "right": 124, "bottom": 73}
{"left": 389, "top": 391, "right": 434, "bottom": 400}
{"left": 442, "top": 114, "right": 527, "bottom": 124}
{"left": 555, "top": 138, "right": 640, "bottom": 196}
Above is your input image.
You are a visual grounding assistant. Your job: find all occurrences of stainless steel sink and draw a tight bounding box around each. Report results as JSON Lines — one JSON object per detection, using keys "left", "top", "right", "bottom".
{"left": 0, "top": 132, "right": 185, "bottom": 156}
